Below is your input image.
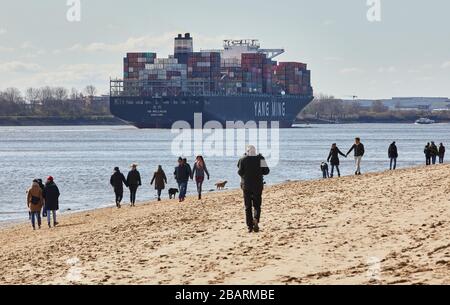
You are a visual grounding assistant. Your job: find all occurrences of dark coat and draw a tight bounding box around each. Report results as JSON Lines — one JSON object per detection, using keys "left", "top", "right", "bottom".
{"left": 327, "top": 147, "right": 346, "bottom": 166}
{"left": 127, "top": 170, "right": 142, "bottom": 187}
{"left": 110, "top": 171, "right": 127, "bottom": 193}
{"left": 347, "top": 143, "right": 365, "bottom": 157}
{"left": 439, "top": 145, "right": 446, "bottom": 157}
{"left": 43, "top": 182, "right": 60, "bottom": 211}
{"left": 174, "top": 164, "right": 191, "bottom": 183}
{"left": 429, "top": 144, "right": 439, "bottom": 156}
{"left": 151, "top": 171, "right": 167, "bottom": 190}
{"left": 424, "top": 145, "right": 431, "bottom": 157}
{"left": 238, "top": 154, "right": 270, "bottom": 194}
{"left": 388, "top": 143, "right": 398, "bottom": 159}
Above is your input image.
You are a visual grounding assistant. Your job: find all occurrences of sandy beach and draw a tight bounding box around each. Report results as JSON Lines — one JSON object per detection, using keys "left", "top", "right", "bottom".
{"left": 0, "top": 164, "right": 449, "bottom": 285}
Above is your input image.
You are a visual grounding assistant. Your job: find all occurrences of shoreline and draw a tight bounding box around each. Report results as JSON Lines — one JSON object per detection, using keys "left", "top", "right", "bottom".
{"left": 0, "top": 116, "right": 126, "bottom": 126}
{"left": 1, "top": 164, "right": 449, "bottom": 284}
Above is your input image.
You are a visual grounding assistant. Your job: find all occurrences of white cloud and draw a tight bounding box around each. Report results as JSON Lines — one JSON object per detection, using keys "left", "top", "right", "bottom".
{"left": 0, "top": 46, "right": 14, "bottom": 52}
{"left": 0, "top": 28, "right": 6, "bottom": 35}
{"left": 442, "top": 61, "right": 450, "bottom": 69}
{"left": 66, "top": 32, "right": 227, "bottom": 56}
{"left": 378, "top": 66, "right": 397, "bottom": 73}
{"left": 324, "top": 56, "right": 342, "bottom": 62}
{"left": 0, "top": 63, "right": 121, "bottom": 94}
{"left": 340, "top": 67, "right": 364, "bottom": 74}
{"left": 417, "top": 76, "right": 433, "bottom": 81}
{"left": 0, "top": 61, "right": 42, "bottom": 73}
{"left": 68, "top": 32, "right": 179, "bottom": 54}
{"left": 323, "top": 20, "right": 335, "bottom": 26}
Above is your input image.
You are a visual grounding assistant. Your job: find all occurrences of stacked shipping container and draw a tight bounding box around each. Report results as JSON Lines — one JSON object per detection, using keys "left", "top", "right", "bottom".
{"left": 188, "top": 52, "right": 221, "bottom": 91}
{"left": 124, "top": 52, "right": 156, "bottom": 80}
{"left": 275, "top": 62, "right": 312, "bottom": 95}
{"left": 122, "top": 35, "right": 312, "bottom": 96}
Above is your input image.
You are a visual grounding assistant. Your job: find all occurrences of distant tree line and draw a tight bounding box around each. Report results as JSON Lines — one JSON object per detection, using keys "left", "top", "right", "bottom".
{"left": 301, "top": 94, "right": 450, "bottom": 122}
{"left": 0, "top": 86, "right": 110, "bottom": 117}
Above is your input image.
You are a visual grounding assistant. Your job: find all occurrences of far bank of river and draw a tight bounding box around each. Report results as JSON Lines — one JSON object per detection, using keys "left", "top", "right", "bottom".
{"left": 0, "top": 116, "right": 126, "bottom": 126}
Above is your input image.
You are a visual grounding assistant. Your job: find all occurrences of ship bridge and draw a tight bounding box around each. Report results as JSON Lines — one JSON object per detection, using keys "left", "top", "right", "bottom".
{"left": 201, "top": 39, "right": 284, "bottom": 60}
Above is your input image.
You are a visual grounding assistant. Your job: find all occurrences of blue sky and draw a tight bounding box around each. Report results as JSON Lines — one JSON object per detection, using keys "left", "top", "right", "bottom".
{"left": 0, "top": 0, "right": 449, "bottom": 98}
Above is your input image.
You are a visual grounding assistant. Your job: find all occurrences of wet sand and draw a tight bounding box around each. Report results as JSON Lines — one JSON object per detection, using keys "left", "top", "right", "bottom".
{"left": 0, "top": 165, "right": 449, "bottom": 285}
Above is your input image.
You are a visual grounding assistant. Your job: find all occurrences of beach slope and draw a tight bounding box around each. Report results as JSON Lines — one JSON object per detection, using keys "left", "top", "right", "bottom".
{"left": 1, "top": 165, "right": 449, "bottom": 285}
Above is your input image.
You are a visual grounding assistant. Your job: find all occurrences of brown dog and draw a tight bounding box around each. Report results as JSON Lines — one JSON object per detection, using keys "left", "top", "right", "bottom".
{"left": 215, "top": 181, "right": 228, "bottom": 190}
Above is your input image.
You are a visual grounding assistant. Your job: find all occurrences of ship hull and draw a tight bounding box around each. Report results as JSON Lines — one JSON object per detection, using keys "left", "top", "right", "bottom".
{"left": 110, "top": 95, "right": 313, "bottom": 128}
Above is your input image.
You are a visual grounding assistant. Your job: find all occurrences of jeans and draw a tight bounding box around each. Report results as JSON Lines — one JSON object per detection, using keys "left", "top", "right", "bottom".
{"left": 330, "top": 165, "right": 340, "bottom": 177}
{"left": 322, "top": 169, "right": 329, "bottom": 179}
{"left": 439, "top": 156, "right": 444, "bottom": 164}
{"left": 426, "top": 156, "right": 431, "bottom": 165}
{"left": 114, "top": 190, "right": 123, "bottom": 207}
{"left": 355, "top": 156, "right": 363, "bottom": 174}
{"left": 178, "top": 182, "right": 188, "bottom": 199}
{"left": 244, "top": 190, "right": 262, "bottom": 229}
{"left": 157, "top": 189, "right": 162, "bottom": 199}
{"left": 431, "top": 155, "right": 437, "bottom": 165}
{"left": 390, "top": 158, "right": 397, "bottom": 170}
{"left": 129, "top": 185, "right": 138, "bottom": 204}
{"left": 47, "top": 210, "right": 57, "bottom": 225}
{"left": 30, "top": 211, "right": 41, "bottom": 228}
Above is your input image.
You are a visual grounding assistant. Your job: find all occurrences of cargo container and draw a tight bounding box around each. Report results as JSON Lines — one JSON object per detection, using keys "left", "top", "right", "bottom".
{"left": 111, "top": 34, "right": 314, "bottom": 128}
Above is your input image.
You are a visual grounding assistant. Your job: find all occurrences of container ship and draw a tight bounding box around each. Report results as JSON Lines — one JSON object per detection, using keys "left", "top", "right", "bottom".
{"left": 110, "top": 33, "right": 314, "bottom": 128}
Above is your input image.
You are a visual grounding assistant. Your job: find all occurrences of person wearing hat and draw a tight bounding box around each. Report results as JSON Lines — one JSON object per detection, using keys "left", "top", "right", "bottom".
{"left": 42, "top": 176, "right": 60, "bottom": 228}
{"left": 110, "top": 167, "right": 127, "bottom": 208}
{"left": 127, "top": 163, "right": 142, "bottom": 207}
{"left": 238, "top": 145, "right": 270, "bottom": 233}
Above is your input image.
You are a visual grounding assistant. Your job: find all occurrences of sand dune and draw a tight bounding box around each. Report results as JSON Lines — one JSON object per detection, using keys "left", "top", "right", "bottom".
{"left": 0, "top": 165, "right": 449, "bottom": 285}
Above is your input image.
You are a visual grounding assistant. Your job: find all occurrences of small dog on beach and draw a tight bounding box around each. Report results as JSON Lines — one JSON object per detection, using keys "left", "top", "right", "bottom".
{"left": 215, "top": 181, "right": 228, "bottom": 190}
{"left": 168, "top": 188, "right": 179, "bottom": 199}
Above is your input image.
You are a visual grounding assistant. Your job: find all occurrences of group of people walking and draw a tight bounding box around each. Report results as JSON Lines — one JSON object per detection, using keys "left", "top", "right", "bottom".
{"left": 109, "top": 163, "right": 142, "bottom": 208}
{"left": 26, "top": 176, "right": 60, "bottom": 230}
{"left": 173, "top": 156, "right": 210, "bottom": 202}
{"left": 321, "top": 138, "right": 446, "bottom": 179}
{"left": 109, "top": 156, "right": 210, "bottom": 208}
{"left": 424, "top": 142, "right": 445, "bottom": 165}
{"left": 26, "top": 139, "right": 446, "bottom": 233}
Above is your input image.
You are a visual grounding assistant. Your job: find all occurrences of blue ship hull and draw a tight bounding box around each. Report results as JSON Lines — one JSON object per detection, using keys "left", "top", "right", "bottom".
{"left": 110, "top": 95, "right": 313, "bottom": 128}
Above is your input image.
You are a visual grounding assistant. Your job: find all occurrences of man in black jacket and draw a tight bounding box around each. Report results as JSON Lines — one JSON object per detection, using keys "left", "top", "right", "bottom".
{"left": 388, "top": 141, "right": 398, "bottom": 170}
{"left": 346, "top": 137, "right": 365, "bottom": 175}
{"left": 238, "top": 145, "right": 270, "bottom": 233}
{"left": 127, "top": 163, "right": 142, "bottom": 207}
{"left": 110, "top": 167, "right": 127, "bottom": 208}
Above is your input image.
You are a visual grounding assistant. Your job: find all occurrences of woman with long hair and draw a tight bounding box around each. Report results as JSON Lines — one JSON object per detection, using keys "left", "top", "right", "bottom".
{"left": 192, "top": 156, "right": 210, "bottom": 200}
{"left": 151, "top": 165, "right": 167, "bottom": 201}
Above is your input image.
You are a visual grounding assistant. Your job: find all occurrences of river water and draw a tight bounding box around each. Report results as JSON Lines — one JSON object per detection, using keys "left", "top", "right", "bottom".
{"left": 1, "top": 123, "right": 448, "bottom": 222}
